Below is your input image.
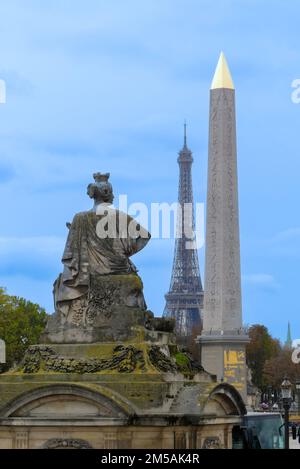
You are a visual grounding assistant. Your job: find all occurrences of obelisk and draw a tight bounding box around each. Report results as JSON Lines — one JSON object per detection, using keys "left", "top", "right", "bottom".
{"left": 198, "top": 52, "right": 249, "bottom": 400}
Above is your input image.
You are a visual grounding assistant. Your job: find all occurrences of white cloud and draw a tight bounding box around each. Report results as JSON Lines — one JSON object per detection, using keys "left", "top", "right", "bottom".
{"left": 263, "top": 228, "right": 300, "bottom": 259}
{"left": 0, "top": 236, "right": 64, "bottom": 280}
{"left": 242, "top": 273, "right": 279, "bottom": 289}
{"left": 0, "top": 236, "right": 64, "bottom": 257}
{"left": 271, "top": 227, "right": 300, "bottom": 242}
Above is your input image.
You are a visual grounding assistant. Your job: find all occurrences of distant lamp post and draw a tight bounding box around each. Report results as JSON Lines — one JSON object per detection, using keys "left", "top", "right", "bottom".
{"left": 296, "top": 380, "right": 300, "bottom": 417}
{"left": 0, "top": 339, "right": 5, "bottom": 365}
{"left": 281, "top": 377, "right": 292, "bottom": 449}
{"left": 267, "top": 385, "right": 272, "bottom": 408}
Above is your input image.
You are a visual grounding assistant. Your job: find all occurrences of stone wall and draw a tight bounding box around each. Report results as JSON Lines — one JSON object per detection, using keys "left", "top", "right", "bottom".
{"left": 0, "top": 422, "right": 240, "bottom": 449}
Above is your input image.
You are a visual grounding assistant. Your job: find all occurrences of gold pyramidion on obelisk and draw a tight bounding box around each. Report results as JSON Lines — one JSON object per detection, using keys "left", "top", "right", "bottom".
{"left": 210, "top": 51, "right": 234, "bottom": 90}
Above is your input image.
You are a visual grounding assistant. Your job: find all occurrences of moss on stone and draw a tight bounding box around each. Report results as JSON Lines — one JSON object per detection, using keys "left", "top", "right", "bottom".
{"left": 0, "top": 371, "right": 171, "bottom": 412}
{"left": 175, "top": 352, "right": 190, "bottom": 369}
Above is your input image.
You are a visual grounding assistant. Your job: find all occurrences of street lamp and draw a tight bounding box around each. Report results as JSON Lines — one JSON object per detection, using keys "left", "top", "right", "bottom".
{"left": 267, "top": 385, "right": 272, "bottom": 409}
{"left": 281, "top": 377, "right": 292, "bottom": 450}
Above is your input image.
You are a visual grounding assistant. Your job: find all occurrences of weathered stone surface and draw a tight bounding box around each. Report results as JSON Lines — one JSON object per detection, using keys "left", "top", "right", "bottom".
{"left": 148, "top": 345, "right": 204, "bottom": 375}
{"left": 42, "top": 438, "right": 92, "bottom": 449}
{"left": 145, "top": 313, "right": 175, "bottom": 333}
{"left": 203, "top": 88, "right": 242, "bottom": 332}
{"left": 148, "top": 346, "right": 177, "bottom": 373}
{"left": 22, "top": 344, "right": 145, "bottom": 374}
{"left": 198, "top": 59, "right": 249, "bottom": 401}
{"left": 42, "top": 274, "right": 148, "bottom": 343}
{"left": 0, "top": 371, "right": 246, "bottom": 449}
{"left": 42, "top": 172, "right": 152, "bottom": 344}
{"left": 20, "top": 341, "right": 203, "bottom": 378}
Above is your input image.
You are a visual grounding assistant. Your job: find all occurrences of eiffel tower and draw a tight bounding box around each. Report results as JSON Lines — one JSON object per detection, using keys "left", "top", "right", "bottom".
{"left": 163, "top": 124, "right": 204, "bottom": 339}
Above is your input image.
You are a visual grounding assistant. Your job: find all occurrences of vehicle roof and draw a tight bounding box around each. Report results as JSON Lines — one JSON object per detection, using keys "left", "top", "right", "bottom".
{"left": 245, "top": 412, "right": 281, "bottom": 417}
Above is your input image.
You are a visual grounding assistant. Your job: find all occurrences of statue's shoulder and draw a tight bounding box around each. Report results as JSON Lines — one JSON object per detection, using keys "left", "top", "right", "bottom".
{"left": 72, "top": 210, "right": 95, "bottom": 223}
{"left": 73, "top": 210, "right": 89, "bottom": 218}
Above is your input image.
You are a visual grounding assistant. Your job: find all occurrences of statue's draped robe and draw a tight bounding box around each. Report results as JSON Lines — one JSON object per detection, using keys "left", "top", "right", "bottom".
{"left": 54, "top": 209, "right": 150, "bottom": 307}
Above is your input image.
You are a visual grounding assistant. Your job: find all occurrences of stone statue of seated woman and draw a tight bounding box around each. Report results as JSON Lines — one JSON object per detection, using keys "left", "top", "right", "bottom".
{"left": 42, "top": 173, "right": 151, "bottom": 344}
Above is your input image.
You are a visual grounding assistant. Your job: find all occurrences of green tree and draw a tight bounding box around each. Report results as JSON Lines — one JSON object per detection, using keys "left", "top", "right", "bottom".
{"left": 0, "top": 287, "right": 47, "bottom": 372}
{"left": 246, "top": 324, "right": 281, "bottom": 391}
{"left": 263, "top": 348, "right": 300, "bottom": 390}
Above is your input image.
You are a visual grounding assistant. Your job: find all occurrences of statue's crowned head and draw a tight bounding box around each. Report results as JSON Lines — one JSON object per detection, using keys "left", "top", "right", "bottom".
{"left": 87, "top": 172, "right": 114, "bottom": 204}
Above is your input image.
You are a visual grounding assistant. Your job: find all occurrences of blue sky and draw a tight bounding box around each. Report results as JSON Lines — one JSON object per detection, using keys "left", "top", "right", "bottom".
{"left": 0, "top": 0, "right": 300, "bottom": 342}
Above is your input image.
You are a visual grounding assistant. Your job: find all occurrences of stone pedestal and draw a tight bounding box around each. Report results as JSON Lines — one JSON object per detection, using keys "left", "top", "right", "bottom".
{"left": 198, "top": 333, "right": 249, "bottom": 400}
{"left": 0, "top": 333, "right": 246, "bottom": 449}
{"left": 42, "top": 274, "right": 148, "bottom": 344}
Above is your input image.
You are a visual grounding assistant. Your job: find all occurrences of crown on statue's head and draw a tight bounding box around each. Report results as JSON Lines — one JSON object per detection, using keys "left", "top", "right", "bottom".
{"left": 93, "top": 172, "right": 110, "bottom": 183}
{"left": 87, "top": 172, "right": 114, "bottom": 203}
